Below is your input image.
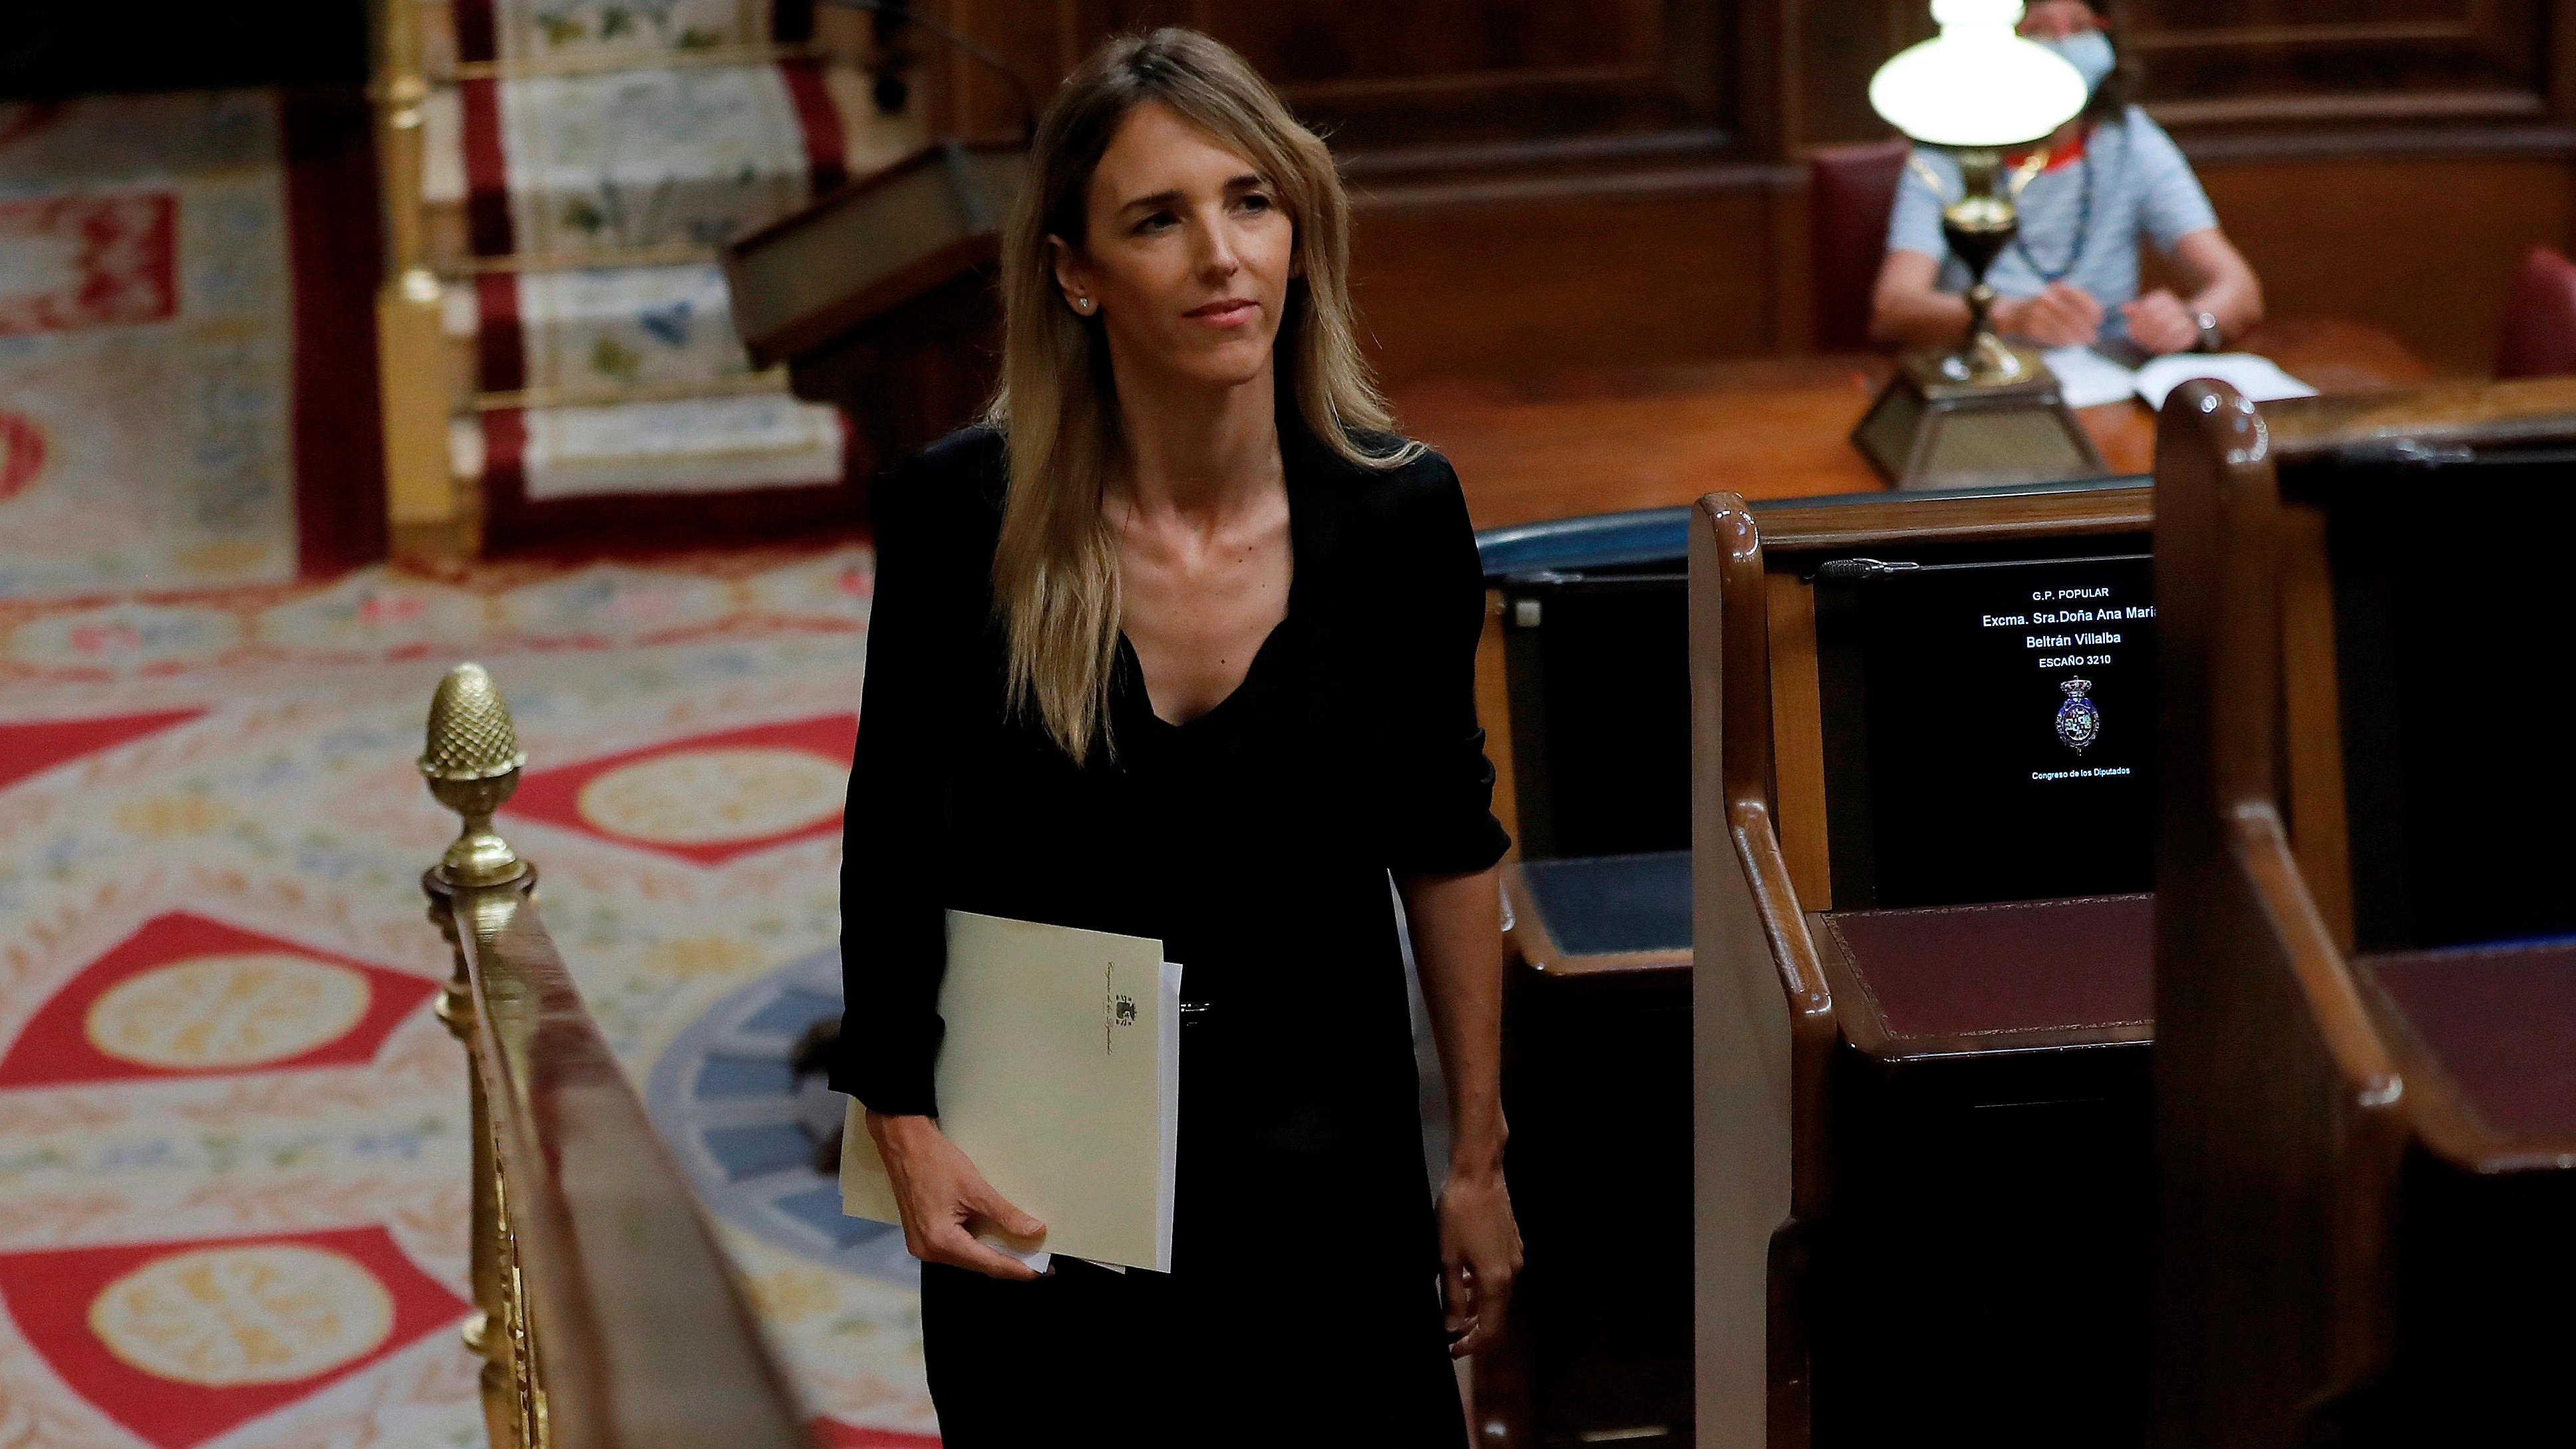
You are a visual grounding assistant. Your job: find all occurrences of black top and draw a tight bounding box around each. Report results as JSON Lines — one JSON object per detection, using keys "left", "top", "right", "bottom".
{"left": 1126, "top": 611, "right": 1305, "bottom": 1023}
{"left": 833, "top": 422, "right": 1510, "bottom": 1120}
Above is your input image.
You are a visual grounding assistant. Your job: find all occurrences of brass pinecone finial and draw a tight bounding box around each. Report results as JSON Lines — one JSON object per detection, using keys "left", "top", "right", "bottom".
{"left": 420, "top": 663, "right": 530, "bottom": 887}
{"left": 420, "top": 663, "right": 528, "bottom": 782}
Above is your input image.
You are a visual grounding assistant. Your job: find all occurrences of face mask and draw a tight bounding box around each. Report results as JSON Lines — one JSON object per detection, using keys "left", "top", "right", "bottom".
{"left": 2039, "top": 29, "right": 2116, "bottom": 94}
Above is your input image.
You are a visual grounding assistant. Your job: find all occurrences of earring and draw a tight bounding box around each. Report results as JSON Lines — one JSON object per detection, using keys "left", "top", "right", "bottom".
{"left": 1074, "top": 295, "right": 1093, "bottom": 313}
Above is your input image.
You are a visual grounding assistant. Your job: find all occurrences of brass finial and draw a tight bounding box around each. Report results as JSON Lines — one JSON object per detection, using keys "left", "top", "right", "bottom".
{"left": 422, "top": 663, "right": 530, "bottom": 886}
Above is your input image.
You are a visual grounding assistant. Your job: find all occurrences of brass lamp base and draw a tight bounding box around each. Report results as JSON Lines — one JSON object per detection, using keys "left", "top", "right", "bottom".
{"left": 1852, "top": 344, "right": 2107, "bottom": 489}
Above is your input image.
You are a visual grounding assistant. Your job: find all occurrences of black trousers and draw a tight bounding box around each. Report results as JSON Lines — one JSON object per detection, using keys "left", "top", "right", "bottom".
{"left": 921, "top": 1255, "right": 1464, "bottom": 1446}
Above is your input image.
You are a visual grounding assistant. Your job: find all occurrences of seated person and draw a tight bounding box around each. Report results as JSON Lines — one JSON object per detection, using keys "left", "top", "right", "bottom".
{"left": 1869, "top": 1, "right": 2263, "bottom": 358}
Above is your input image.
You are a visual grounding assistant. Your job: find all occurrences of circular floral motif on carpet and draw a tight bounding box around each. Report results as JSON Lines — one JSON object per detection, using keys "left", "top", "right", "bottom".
{"left": 84, "top": 953, "right": 373, "bottom": 1070}
{"left": 87, "top": 1244, "right": 393, "bottom": 1386}
{"left": 575, "top": 746, "right": 846, "bottom": 845}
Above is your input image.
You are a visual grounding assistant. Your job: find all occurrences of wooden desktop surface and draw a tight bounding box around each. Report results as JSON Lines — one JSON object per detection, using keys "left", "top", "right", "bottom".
{"left": 1395, "top": 318, "right": 2432, "bottom": 530}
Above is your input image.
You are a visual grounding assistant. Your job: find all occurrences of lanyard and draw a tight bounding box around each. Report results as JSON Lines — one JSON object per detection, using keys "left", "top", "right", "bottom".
{"left": 2011, "top": 152, "right": 2094, "bottom": 285}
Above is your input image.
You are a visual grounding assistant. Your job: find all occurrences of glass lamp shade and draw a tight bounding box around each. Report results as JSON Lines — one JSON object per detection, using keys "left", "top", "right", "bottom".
{"left": 1869, "top": 0, "right": 2090, "bottom": 149}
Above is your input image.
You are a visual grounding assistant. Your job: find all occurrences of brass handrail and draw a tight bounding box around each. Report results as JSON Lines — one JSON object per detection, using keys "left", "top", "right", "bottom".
{"left": 420, "top": 663, "right": 812, "bottom": 1449}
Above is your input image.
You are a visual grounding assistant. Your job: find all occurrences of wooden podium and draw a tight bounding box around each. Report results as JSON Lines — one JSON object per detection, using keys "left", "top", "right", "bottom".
{"left": 724, "top": 140, "right": 1026, "bottom": 482}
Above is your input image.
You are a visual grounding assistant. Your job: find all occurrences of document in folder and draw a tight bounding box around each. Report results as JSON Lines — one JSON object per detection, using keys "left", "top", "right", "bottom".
{"left": 840, "top": 910, "right": 1183, "bottom": 1273}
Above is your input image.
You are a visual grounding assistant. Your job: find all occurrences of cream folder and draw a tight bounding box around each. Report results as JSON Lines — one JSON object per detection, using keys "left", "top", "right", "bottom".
{"left": 840, "top": 910, "right": 1184, "bottom": 1273}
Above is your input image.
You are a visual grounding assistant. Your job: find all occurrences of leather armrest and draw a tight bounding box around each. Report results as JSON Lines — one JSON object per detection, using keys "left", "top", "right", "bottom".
{"left": 2368, "top": 939, "right": 2576, "bottom": 1142}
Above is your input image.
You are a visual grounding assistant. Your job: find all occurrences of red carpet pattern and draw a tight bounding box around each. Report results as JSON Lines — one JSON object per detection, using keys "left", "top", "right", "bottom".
{"left": 0, "top": 548, "right": 944, "bottom": 1446}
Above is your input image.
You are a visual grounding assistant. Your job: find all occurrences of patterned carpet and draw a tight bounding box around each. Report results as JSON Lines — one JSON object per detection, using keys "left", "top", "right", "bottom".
{"left": 1, "top": 92, "right": 306, "bottom": 598}
{"left": 3, "top": 8, "right": 943, "bottom": 1440}
{"left": 0, "top": 548, "right": 949, "bottom": 1448}
{"left": 1, "top": 81, "right": 389, "bottom": 599}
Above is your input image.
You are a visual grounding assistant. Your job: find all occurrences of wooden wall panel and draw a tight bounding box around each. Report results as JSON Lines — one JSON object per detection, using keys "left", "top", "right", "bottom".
{"left": 2177, "top": 152, "right": 2576, "bottom": 375}
{"left": 913, "top": 0, "right": 2576, "bottom": 156}
{"left": 901, "top": 1, "right": 2576, "bottom": 388}
{"left": 1790, "top": 0, "right": 2575, "bottom": 146}
{"left": 1351, "top": 182, "right": 1794, "bottom": 386}
{"left": 1790, "top": 0, "right": 1923, "bottom": 149}
{"left": 2126, "top": 0, "right": 2554, "bottom": 126}
{"left": 1355, "top": 149, "right": 2576, "bottom": 385}
{"left": 955, "top": 0, "right": 1743, "bottom": 156}
{"left": 1238, "top": 0, "right": 1730, "bottom": 153}
{"left": 917, "top": 0, "right": 1088, "bottom": 140}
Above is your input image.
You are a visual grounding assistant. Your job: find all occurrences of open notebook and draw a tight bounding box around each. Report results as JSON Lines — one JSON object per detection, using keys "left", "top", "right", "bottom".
{"left": 840, "top": 910, "right": 1183, "bottom": 1273}
{"left": 2042, "top": 344, "right": 2317, "bottom": 412}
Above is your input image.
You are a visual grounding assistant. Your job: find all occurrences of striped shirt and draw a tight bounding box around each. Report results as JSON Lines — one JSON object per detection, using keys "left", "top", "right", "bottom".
{"left": 1887, "top": 106, "right": 2218, "bottom": 348}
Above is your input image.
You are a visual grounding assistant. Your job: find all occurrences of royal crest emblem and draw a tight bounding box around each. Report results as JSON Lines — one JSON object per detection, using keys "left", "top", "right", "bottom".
{"left": 2054, "top": 677, "right": 2101, "bottom": 753}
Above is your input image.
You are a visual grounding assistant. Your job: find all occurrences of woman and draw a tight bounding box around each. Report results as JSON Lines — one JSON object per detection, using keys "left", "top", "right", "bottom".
{"left": 1870, "top": 0, "right": 2263, "bottom": 357}
{"left": 830, "top": 28, "right": 1521, "bottom": 1446}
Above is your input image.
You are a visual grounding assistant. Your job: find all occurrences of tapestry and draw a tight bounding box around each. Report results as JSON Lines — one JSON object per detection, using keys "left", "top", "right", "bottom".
{"left": 0, "top": 549, "right": 948, "bottom": 1448}
{"left": 0, "top": 93, "right": 297, "bottom": 599}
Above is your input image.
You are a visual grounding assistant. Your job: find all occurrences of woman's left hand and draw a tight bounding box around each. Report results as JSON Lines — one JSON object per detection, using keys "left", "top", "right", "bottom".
{"left": 1438, "top": 1166, "right": 1524, "bottom": 1357}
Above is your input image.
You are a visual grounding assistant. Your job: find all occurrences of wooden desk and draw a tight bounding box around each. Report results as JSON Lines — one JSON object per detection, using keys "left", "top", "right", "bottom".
{"left": 1396, "top": 318, "right": 2432, "bottom": 530}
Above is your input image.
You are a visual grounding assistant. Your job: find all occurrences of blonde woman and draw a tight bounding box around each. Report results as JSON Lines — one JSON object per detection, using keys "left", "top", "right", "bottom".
{"left": 832, "top": 26, "right": 1520, "bottom": 1446}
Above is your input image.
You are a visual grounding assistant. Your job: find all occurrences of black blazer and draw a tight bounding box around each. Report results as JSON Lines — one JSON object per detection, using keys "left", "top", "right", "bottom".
{"left": 832, "top": 422, "right": 1509, "bottom": 1116}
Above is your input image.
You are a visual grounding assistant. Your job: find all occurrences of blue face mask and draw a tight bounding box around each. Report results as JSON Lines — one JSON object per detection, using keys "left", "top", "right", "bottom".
{"left": 2039, "top": 29, "right": 2116, "bottom": 95}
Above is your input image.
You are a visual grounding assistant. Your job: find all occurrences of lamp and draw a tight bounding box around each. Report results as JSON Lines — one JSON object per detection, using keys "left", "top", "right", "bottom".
{"left": 1850, "top": 0, "right": 2108, "bottom": 488}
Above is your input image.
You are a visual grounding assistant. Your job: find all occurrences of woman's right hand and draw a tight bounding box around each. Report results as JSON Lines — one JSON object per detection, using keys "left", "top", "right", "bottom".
{"left": 865, "top": 1110, "right": 1048, "bottom": 1280}
{"left": 1995, "top": 281, "right": 2104, "bottom": 348}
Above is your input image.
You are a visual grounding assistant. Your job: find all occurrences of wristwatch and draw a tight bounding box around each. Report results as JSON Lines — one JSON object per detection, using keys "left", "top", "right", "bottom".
{"left": 2193, "top": 311, "right": 2223, "bottom": 353}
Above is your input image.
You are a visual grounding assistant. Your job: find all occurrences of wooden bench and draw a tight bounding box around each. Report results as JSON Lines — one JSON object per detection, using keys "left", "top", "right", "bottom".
{"left": 2151, "top": 376, "right": 2576, "bottom": 1444}
{"left": 1689, "top": 478, "right": 2168, "bottom": 1448}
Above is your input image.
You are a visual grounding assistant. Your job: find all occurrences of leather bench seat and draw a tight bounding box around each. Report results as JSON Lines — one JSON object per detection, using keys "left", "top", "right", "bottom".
{"left": 1798, "top": 893, "right": 2157, "bottom": 1444}
{"left": 2370, "top": 939, "right": 2576, "bottom": 1138}
{"left": 1495, "top": 850, "right": 1696, "bottom": 1440}
{"left": 1512, "top": 850, "right": 1692, "bottom": 961}
{"left": 1816, "top": 894, "right": 2155, "bottom": 1054}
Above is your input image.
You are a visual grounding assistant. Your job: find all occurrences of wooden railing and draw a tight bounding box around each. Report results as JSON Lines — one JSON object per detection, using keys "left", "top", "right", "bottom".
{"left": 418, "top": 663, "right": 814, "bottom": 1449}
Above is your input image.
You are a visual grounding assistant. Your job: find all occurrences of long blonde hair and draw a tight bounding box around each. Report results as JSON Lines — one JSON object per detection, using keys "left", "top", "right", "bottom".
{"left": 984, "top": 27, "right": 1414, "bottom": 763}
